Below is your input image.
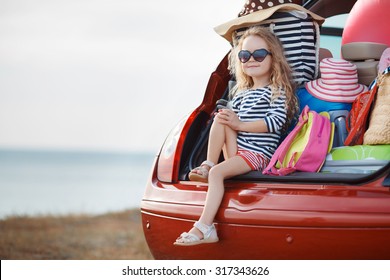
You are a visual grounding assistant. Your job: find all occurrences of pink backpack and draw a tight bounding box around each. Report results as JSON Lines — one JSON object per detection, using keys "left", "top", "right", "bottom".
{"left": 263, "top": 106, "right": 334, "bottom": 176}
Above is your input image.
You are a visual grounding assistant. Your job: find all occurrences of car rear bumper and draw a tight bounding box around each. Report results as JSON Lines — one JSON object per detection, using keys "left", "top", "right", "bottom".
{"left": 141, "top": 164, "right": 390, "bottom": 259}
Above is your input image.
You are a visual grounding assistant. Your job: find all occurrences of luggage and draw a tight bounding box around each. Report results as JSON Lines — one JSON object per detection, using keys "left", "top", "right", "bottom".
{"left": 263, "top": 106, "right": 334, "bottom": 176}
{"left": 321, "top": 145, "right": 390, "bottom": 174}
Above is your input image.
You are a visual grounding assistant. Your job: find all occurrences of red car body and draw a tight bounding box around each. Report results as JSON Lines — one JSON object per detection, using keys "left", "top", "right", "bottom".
{"left": 141, "top": 0, "right": 390, "bottom": 259}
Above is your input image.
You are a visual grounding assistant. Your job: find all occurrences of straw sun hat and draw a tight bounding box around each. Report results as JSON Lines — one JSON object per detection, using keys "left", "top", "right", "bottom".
{"left": 238, "top": 0, "right": 302, "bottom": 17}
{"left": 305, "top": 58, "right": 368, "bottom": 103}
{"left": 363, "top": 70, "right": 390, "bottom": 145}
{"left": 214, "top": 0, "right": 324, "bottom": 43}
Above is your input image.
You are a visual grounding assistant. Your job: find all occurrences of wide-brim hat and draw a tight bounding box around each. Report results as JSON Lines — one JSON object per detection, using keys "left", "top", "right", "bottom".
{"left": 214, "top": 2, "right": 324, "bottom": 43}
{"left": 306, "top": 58, "right": 368, "bottom": 103}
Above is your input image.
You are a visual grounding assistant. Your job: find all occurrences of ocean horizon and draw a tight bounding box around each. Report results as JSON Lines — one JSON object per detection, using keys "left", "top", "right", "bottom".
{"left": 0, "top": 148, "right": 156, "bottom": 219}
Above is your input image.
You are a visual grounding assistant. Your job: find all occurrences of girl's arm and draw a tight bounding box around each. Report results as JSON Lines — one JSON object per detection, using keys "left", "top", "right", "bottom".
{"left": 237, "top": 119, "right": 268, "bottom": 133}
{"left": 215, "top": 109, "right": 269, "bottom": 133}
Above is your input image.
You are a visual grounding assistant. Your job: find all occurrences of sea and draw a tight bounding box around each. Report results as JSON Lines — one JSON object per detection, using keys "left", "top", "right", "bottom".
{"left": 0, "top": 149, "right": 156, "bottom": 219}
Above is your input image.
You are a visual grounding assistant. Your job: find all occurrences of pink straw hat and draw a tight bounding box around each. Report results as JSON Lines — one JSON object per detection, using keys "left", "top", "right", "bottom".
{"left": 305, "top": 58, "right": 368, "bottom": 102}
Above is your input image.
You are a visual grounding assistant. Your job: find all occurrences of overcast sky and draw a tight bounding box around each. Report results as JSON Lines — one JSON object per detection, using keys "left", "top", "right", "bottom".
{"left": 0, "top": 0, "right": 243, "bottom": 153}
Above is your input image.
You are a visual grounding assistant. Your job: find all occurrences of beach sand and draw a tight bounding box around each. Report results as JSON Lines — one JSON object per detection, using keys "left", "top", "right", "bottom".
{"left": 0, "top": 209, "right": 153, "bottom": 260}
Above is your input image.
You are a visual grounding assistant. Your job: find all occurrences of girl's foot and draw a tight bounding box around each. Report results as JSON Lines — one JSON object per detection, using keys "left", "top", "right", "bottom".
{"left": 188, "top": 160, "right": 215, "bottom": 183}
{"left": 173, "top": 221, "right": 219, "bottom": 246}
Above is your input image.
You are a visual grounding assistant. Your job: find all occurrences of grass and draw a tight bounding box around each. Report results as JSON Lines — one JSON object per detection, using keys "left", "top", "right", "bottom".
{"left": 0, "top": 209, "right": 153, "bottom": 260}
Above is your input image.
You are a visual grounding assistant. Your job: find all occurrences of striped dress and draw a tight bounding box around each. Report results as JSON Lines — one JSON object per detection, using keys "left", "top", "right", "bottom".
{"left": 232, "top": 86, "right": 287, "bottom": 159}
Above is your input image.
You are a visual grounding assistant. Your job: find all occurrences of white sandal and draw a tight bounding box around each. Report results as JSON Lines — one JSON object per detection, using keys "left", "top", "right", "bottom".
{"left": 188, "top": 160, "right": 215, "bottom": 183}
{"left": 173, "top": 221, "right": 219, "bottom": 246}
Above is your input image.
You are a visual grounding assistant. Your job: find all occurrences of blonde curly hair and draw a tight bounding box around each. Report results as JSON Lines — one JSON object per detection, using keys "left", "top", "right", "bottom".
{"left": 229, "top": 26, "right": 298, "bottom": 131}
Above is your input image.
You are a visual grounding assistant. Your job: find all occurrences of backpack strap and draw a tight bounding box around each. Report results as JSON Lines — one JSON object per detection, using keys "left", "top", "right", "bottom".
{"left": 263, "top": 106, "right": 310, "bottom": 176}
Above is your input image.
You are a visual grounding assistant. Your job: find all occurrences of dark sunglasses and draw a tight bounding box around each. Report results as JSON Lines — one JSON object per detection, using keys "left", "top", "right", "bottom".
{"left": 238, "top": 49, "right": 272, "bottom": 63}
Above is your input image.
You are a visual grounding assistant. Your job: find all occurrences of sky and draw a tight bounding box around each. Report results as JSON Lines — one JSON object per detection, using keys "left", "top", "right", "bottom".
{"left": 0, "top": 0, "right": 347, "bottom": 154}
{"left": 0, "top": 0, "right": 243, "bottom": 153}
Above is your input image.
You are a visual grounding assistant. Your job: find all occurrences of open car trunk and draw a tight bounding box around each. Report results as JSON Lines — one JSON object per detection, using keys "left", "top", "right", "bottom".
{"left": 177, "top": 55, "right": 390, "bottom": 186}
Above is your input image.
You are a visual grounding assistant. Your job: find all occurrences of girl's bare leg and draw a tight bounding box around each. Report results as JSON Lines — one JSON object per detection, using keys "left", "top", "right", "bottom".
{"left": 207, "top": 119, "right": 237, "bottom": 164}
{"left": 182, "top": 121, "right": 248, "bottom": 240}
{"left": 186, "top": 156, "right": 251, "bottom": 239}
{"left": 192, "top": 120, "right": 237, "bottom": 174}
{"left": 198, "top": 156, "right": 251, "bottom": 226}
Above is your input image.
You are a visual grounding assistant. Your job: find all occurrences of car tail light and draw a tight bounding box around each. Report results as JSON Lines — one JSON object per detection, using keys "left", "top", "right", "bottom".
{"left": 157, "top": 114, "right": 193, "bottom": 183}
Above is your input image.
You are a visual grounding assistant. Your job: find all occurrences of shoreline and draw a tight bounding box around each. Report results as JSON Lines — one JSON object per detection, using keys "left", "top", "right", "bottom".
{"left": 0, "top": 209, "right": 153, "bottom": 260}
{"left": 0, "top": 207, "right": 142, "bottom": 221}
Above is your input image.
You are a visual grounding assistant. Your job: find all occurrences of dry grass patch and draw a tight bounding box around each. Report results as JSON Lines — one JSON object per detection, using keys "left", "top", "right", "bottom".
{"left": 0, "top": 209, "right": 153, "bottom": 260}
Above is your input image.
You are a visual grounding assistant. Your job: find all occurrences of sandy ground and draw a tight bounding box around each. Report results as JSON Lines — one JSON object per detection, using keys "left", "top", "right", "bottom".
{"left": 0, "top": 209, "right": 153, "bottom": 260}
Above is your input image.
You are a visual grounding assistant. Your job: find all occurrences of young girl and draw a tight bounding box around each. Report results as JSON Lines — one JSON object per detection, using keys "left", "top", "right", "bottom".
{"left": 174, "top": 26, "right": 298, "bottom": 246}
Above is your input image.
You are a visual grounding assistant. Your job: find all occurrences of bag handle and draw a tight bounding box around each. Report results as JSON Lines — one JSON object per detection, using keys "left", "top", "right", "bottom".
{"left": 344, "top": 83, "right": 378, "bottom": 146}
{"left": 277, "top": 153, "right": 298, "bottom": 176}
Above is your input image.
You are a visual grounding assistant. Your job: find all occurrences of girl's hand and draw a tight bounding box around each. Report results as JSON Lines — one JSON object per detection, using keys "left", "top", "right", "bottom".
{"left": 215, "top": 109, "right": 269, "bottom": 133}
{"left": 215, "top": 109, "right": 241, "bottom": 131}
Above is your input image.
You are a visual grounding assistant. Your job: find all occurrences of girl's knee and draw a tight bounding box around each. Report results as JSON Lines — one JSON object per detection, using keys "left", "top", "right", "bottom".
{"left": 209, "top": 165, "right": 226, "bottom": 181}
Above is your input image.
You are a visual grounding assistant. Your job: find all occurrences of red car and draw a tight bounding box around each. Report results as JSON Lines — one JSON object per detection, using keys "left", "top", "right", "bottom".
{"left": 141, "top": 0, "right": 390, "bottom": 259}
